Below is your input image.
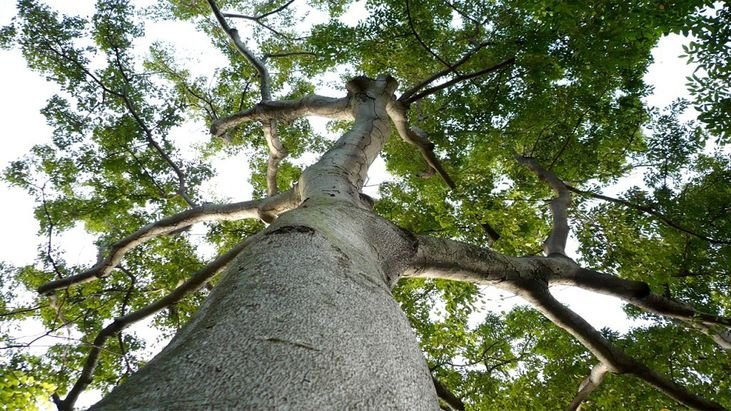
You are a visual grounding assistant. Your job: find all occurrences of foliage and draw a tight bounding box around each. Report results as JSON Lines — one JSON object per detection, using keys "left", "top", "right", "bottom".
{"left": 681, "top": 2, "right": 731, "bottom": 140}
{"left": 0, "top": 0, "right": 728, "bottom": 409}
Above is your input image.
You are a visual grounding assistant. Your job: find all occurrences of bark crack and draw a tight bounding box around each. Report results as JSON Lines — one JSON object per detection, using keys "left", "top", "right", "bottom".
{"left": 261, "top": 337, "right": 318, "bottom": 351}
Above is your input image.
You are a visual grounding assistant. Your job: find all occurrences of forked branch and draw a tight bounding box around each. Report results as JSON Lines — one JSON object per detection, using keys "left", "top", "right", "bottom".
{"left": 516, "top": 284, "right": 725, "bottom": 410}
{"left": 37, "top": 191, "right": 297, "bottom": 295}
{"left": 208, "top": 0, "right": 287, "bottom": 195}
{"left": 53, "top": 237, "right": 256, "bottom": 411}
{"left": 399, "top": 40, "right": 493, "bottom": 103}
{"left": 211, "top": 95, "right": 352, "bottom": 137}
{"left": 223, "top": 0, "right": 297, "bottom": 41}
{"left": 406, "top": 234, "right": 731, "bottom": 407}
{"left": 400, "top": 57, "right": 515, "bottom": 105}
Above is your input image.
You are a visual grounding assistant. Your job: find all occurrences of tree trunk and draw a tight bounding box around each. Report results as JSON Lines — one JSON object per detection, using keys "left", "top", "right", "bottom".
{"left": 91, "top": 203, "right": 439, "bottom": 409}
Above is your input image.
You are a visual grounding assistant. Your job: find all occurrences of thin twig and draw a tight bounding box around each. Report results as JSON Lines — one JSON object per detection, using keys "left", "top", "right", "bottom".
{"left": 264, "top": 51, "right": 317, "bottom": 59}
{"left": 566, "top": 185, "right": 731, "bottom": 245}
{"left": 405, "top": 0, "right": 453, "bottom": 69}
{"left": 402, "top": 57, "right": 515, "bottom": 104}
{"left": 109, "top": 46, "right": 197, "bottom": 207}
{"left": 399, "top": 40, "right": 493, "bottom": 103}
{"left": 39, "top": 186, "right": 66, "bottom": 279}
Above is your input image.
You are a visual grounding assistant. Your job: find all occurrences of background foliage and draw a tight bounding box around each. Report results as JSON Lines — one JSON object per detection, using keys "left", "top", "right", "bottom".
{"left": 1, "top": 0, "right": 729, "bottom": 409}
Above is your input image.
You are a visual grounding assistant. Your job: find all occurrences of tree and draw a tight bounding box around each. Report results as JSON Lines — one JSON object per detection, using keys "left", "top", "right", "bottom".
{"left": 1, "top": 0, "right": 729, "bottom": 409}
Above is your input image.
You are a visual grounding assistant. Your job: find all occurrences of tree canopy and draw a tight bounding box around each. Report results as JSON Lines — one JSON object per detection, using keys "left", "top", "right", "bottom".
{"left": 1, "top": 0, "right": 729, "bottom": 409}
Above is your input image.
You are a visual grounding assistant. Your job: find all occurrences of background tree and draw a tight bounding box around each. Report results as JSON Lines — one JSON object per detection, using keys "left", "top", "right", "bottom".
{"left": 1, "top": 0, "right": 729, "bottom": 409}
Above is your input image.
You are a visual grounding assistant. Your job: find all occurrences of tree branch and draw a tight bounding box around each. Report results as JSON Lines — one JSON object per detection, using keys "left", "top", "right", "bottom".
{"left": 208, "top": 0, "right": 289, "bottom": 195}
{"left": 207, "top": 0, "right": 270, "bottom": 100}
{"left": 264, "top": 51, "right": 318, "bottom": 59}
{"left": 263, "top": 121, "right": 287, "bottom": 195}
{"left": 514, "top": 155, "right": 571, "bottom": 256}
{"left": 401, "top": 57, "right": 515, "bottom": 105}
{"left": 566, "top": 362, "right": 610, "bottom": 411}
{"left": 407, "top": 233, "right": 731, "bottom": 358}
{"left": 54, "top": 237, "right": 255, "bottom": 411}
{"left": 222, "top": 0, "right": 297, "bottom": 40}
{"left": 40, "top": 187, "right": 66, "bottom": 279}
{"left": 37, "top": 191, "right": 297, "bottom": 295}
{"left": 548, "top": 268, "right": 731, "bottom": 328}
{"left": 432, "top": 375, "right": 466, "bottom": 411}
{"left": 566, "top": 185, "right": 731, "bottom": 245}
{"left": 109, "top": 46, "right": 197, "bottom": 207}
{"left": 399, "top": 40, "right": 493, "bottom": 103}
{"left": 211, "top": 95, "right": 352, "bottom": 137}
{"left": 405, "top": 0, "right": 453, "bottom": 69}
{"left": 516, "top": 285, "right": 725, "bottom": 411}
{"left": 406, "top": 234, "right": 725, "bottom": 408}
{"left": 386, "top": 99, "right": 455, "bottom": 188}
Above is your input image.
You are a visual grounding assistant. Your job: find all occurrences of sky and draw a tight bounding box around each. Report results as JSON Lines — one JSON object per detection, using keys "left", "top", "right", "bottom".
{"left": 0, "top": 2, "right": 700, "bottom": 406}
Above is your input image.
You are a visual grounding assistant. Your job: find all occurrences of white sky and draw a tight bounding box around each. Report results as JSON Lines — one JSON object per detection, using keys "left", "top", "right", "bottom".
{"left": 0, "top": 5, "right": 699, "bottom": 406}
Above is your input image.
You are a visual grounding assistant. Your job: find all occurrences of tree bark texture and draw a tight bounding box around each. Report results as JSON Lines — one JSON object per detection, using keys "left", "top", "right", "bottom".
{"left": 91, "top": 205, "right": 438, "bottom": 410}
{"left": 91, "top": 75, "right": 440, "bottom": 410}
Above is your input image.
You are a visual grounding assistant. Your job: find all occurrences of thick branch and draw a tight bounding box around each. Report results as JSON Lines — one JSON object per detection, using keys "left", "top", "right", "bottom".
{"left": 517, "top": 285, "right": 725, "bottom": 411}
{"left": 515, "top": 155, "right": 570, "bottom": 256}
{"left": 37, "top": 191, "right": 297, "bottom": 295}
{"left": 432, "top": 376, "right": 466, "bottom": 411}
{"left": 406, "top": 235, "right": 725, "bottom": 408}
{"left": 211, "top": 95, "right": 351, "bottom": 137}
{"left": 386, "top": 99, "right": 455, "bottom": 189}
{"left": 207, "top": 0, "right": 270, "bottom": 100}
{"left": 298, "top": 75, "right": 398, "bottom": 205}
{"left": 264, "top": 121, "right": 287, "bottom": 195}
{"left": 566, "top": 185, "right": 731, "bottom": 245}
{"left": 566, "top": 363, "right": 610, "bottom": 411}
{"left": 407, "top": 234, "right": 731, "bottom": 348}
{"left": 54, "top": 237, "right": 254, "bottom": 411}
{"left": 404, "top": 235, "right": 530, "bottom": 284}
{"left": 209, "top": 0, "right": 289, "bottom": 194}
{"left": 401, "top": 58, "right": 515, "bottom": 105}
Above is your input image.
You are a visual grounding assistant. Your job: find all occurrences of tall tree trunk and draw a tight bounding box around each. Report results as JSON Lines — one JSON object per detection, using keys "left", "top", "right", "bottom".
{"left": 92, "top": 205, "right": 437, "bottom": 409}
{"left": 91, "top": 75, "right": 440, "bottom": 410}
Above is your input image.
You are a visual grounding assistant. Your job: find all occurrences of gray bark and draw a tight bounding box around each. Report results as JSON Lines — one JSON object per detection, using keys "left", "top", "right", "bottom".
{"left": 90, "top": 205, "right": 438, "bottom": 410}
{"left": 90, "top": 75, "right": 440, "bottom": 410}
